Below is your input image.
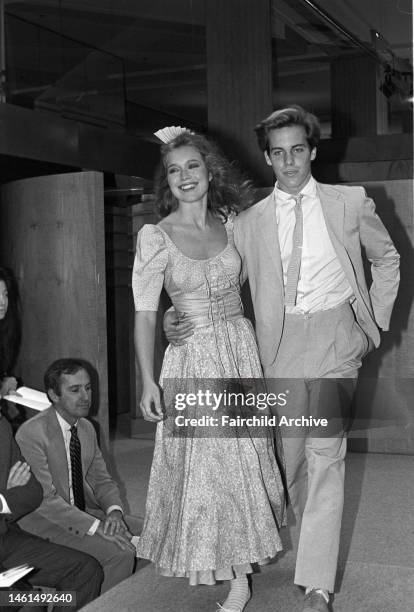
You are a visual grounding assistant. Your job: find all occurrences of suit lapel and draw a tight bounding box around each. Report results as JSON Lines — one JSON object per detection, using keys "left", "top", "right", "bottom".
{"left": 317, "top": 183, "right": 345, "bottom": 247}
{"left": 318, "top": 183, "right": 355, "bottom": 275}
{"left": 317, "top": 182, "right": 364, "bottom": 300}
{"left": 47, "top": 408, "right": 70, "bottom": 496}
{"left": 258, "top": 194, "right": 284, "bottom": 284}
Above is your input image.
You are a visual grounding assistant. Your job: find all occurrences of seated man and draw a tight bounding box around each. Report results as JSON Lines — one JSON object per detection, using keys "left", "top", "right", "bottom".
{"left": 0, "top": 412, "right": 103, "bottom": 612}
{"left": 16, "top": 359, "right": 139, "bottom": 593}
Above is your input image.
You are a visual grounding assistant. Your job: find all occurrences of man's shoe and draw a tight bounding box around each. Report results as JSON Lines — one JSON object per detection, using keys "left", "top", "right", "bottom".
{"left": 303, "top": 589, "right": 331, "bottom": 611}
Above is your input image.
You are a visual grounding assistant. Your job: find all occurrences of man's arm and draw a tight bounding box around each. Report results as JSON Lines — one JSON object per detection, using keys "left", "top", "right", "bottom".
{"left": 0, "top": 419, "right": 43, "bottom": 521}
{"left": 233, "top": 214, "right": 248, "bottom": 286}
{"left": 163, "top": 309, "right": 194, "bottom": 347}
{"left": 78, "top": 420, "right": 136, "bottom": 537}
{"left": 359, "top": 189, "right": 400, "bottom": 330}
{"left": 83, "top": 421, "right": 124, "bottom": 512}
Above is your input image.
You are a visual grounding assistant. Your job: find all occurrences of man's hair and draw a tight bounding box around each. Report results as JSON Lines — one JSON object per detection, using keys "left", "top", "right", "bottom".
{"left": 44, "top": 358, "right": 86, "bottom": 398}
{"left": 255, "top": 105, "right": 321, "bottom": 153}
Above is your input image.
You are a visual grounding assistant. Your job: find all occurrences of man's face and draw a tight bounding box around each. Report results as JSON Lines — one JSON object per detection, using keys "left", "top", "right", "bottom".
{"left": 50, "top": 368, "right": 92, "bottom": 425}
{"left": 264, "top": 125, "right": 316, "bottom": 194}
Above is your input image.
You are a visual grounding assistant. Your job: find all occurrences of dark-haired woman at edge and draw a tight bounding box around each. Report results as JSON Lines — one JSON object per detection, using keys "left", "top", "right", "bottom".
{"left": 0, "top": 267, "right": 22, "bottom": 427}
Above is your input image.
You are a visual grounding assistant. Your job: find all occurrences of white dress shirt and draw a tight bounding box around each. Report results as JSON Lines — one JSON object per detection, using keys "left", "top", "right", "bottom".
{"left": 274, "top": 176, "right": 353, "bottom": 313}
{"left": 0, "top": 493, "right": 11, "bottom": 514}
{"left": 56, "top": 411, "right": 123, "bottom": 534}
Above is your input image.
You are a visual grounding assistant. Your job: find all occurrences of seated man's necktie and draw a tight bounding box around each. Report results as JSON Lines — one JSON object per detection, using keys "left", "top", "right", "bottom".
{"left": 70, "top": 425, "right": 86, "bottom": 511}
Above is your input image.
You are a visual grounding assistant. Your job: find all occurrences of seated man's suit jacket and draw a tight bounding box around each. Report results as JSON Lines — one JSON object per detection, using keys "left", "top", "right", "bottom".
{"left": 234, "top": 182, "right": 400, "bottom": 370}
{"left": 16, "top": 407, "right": 123, "bottom": 540}
{"left": 0, "top": 415, "right": 43, "bottom": 544}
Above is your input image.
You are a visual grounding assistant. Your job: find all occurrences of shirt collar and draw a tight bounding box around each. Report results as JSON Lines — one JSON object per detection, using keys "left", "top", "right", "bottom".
{"left": 56, "top": 410, "right": 78, "bottom": 433}
{"left": 274, "top": 175, "right": 316, "bottom": 205}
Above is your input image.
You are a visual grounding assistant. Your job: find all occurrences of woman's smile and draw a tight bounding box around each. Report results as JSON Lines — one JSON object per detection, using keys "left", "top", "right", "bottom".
{"left": 179, "top": 181, "right": 198, "bottom": 191}
{"left": 166, "top": 145, "right": 210, "bottom": 203}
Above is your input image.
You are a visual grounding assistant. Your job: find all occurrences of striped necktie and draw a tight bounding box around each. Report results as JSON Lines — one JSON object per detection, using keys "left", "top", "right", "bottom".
{"left": 284, "top": 193, "right": 303, "bottom": 307}
{"left": 70, "top": 425, "right": 86, "bottom": 511}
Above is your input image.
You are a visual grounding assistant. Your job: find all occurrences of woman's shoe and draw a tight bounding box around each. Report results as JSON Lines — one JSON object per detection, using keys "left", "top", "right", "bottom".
{"left": 216, "top": 574, "right": 251, "bottom": 612}
{"left": 216, "top": 599, "right": 250, "bottom": 612}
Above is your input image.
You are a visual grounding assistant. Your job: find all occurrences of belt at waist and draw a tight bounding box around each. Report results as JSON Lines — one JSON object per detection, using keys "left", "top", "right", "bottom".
{"left": 172, "top": 290, "right": 244, "bottom": 328}
{"left": 284, "top": 298, "right": 354, "bottom": 320}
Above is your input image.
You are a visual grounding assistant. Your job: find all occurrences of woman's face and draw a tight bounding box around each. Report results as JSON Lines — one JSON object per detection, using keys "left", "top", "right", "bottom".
{"left": 0, "top": 280, "right": 8, "bottom": 320}
{"left": 166, "top": 145, "right": 211, "bottom": 205}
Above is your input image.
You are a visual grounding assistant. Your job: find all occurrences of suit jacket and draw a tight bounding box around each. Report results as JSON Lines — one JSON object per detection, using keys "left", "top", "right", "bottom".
{"left": 234, "top": 181, "right": 400, "bottom": 369}
{"left": 16, "top": 407, "right": 123, "bottom": 539}
{"left": 0, "top": 415, "right": 42, "bottom": 541}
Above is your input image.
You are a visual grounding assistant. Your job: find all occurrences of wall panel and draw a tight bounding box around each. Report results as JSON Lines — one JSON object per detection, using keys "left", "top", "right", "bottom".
{"left": 0, "top": 171, "right": 109, "bottom": 439}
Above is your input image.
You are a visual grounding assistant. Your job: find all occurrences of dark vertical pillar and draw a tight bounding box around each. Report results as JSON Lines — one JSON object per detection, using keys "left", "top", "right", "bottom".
{"left": 331, "top": 54, "right": 388, "bottom": 138}
{"left": 206, "top": 0, "right": 273, "bottom": 185}
{"left": 0, "top": 171, "right": 109, "bottom": 442}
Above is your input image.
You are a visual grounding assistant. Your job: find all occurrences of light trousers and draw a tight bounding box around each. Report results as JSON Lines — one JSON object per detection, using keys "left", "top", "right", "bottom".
{"left": 266, "top": 302, "right": 367, "bottom": 592}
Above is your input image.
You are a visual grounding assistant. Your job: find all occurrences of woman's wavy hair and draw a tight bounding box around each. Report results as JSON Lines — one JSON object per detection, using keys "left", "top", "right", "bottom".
{"left": 0, "top": 267, "right": 21, "bottom": 374}
{"left": 154, "top": 131, "right": 253, "bottom": 220}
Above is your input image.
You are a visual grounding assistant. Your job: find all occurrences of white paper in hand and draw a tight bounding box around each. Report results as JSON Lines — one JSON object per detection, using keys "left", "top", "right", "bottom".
{"left": 3, "top": 387, "right": 51, "bottom": 411}
{"left": 0, "top": 564, "right": 34, "bottom": 587}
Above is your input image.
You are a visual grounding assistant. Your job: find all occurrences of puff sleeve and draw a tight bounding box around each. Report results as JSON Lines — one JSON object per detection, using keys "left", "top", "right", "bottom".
{"left": 132, "top": 224, "right": 168, "bottom": 311}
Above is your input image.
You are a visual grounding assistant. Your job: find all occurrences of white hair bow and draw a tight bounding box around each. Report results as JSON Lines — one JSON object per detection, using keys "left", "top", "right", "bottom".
{"left": 154, "top": 125, "right": 194, "bottom": 143}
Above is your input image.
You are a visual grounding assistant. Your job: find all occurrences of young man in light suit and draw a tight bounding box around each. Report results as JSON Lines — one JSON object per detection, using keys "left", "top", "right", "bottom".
{"left": 232, "top": 106, "right": 400, "bottom": 611}
{"left": 165, "top": 106, "right": 400, "bottom": 611}
{"left": 16, "top": 359, "right": 140, "bottom": 593}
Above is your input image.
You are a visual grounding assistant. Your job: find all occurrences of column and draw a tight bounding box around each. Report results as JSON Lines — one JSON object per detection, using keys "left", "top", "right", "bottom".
{"left": 331, "top": 54, "right": 388, "bottom": 138}
{"left": 206, "top": 0, "right": 273, "bottom": 185}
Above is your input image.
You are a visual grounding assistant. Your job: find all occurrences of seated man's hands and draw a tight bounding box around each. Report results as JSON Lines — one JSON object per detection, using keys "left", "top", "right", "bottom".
{"left": 103, "top": 509, "right": 129, "bottom": 536}
{"left": 7, "top": 461, "right": 31, "bottom": 489}
{"left": 96, "top": 521, "right": 135, "bottom": 552}
{"left": 164, "top": 310, "right": 194, "bottom": 346}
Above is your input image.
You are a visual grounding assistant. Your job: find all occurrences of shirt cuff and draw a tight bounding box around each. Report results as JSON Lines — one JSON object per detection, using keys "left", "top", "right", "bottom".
{"left": 87, "top": 518, "right": 100, "bottom": 535}
{"left": 0, "top": 494, "right": 11, "bottom": 514}
{"left": 106, "top": 505, "right": 123, "bottom": 516}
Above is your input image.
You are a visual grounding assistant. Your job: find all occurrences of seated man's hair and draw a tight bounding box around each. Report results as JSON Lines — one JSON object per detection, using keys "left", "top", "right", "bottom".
{"left": 44, "top": 358, "right": 86, "bottom": 397}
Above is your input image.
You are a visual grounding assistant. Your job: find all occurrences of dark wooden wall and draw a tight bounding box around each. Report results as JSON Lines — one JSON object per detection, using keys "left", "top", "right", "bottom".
{"left": 349, "top": 178, "right": 414, "bottom": 453}
{"left": 314, "top": 133, "right": 413, "bottom": 184}
{"left": 331, "top": 54, "right": 388, "bottom": 138}
{"left": 105, "top": 205, "right": 134, "bottom": 426}
{"left": 314, "top": 137, "right": 413, "bottom": 453}
{"left": 0, "top": 171, "right": 109, "bottom": 441}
